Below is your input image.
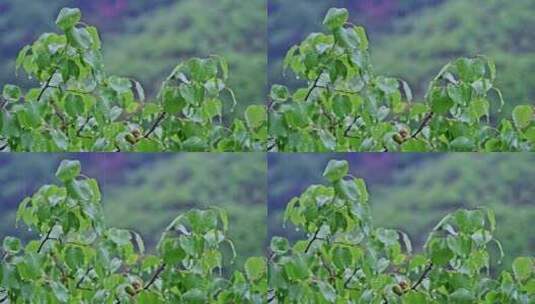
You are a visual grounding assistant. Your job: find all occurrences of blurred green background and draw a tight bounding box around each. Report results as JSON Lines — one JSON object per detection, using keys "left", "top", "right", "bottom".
{"left": 268, "top": 0, "right": 535, "bottom": 116}
{"left": 0, "top": 0, "right": 266, "bottom": 115}
{"left": 268, "top": 153, "right": 535, "bottom": 271}
{"left": 0, "top": 153, "right": 266, "bottom": 268}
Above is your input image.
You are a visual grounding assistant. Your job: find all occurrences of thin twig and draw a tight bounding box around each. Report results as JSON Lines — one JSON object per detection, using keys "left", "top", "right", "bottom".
{"left": 144, "top": 112, "right": 166, "bottom": 138}
{"left": 411, "top": 263, "right": 433, "bottom": 290}
{"left": 37, "top": 225, "right": 55, "bottom": 253}
{"left": 37, "top": 72, "right": 56, "bottom": 101}
{"left": 305, "top": 72, "right": 323, "bottom": 101}
{"left": 144, "top": 263, "right": 166, "bottom": 290}
{"left": 76, "top": 267, "right": 93, "bottom": 289}
{"left": 411, "top": 112, "right": 434, "bottom": 138}
{"left": 304, "top": 227, "right": 321, "bottom": 253}
{"left": 344, "top": 116, "right": 359, "bottom": 137}
{"left": 76, "top": 117, "right": 91, "bottom": 137}
{"left": 344, "top": 267, "right": 359, "bottom": 288}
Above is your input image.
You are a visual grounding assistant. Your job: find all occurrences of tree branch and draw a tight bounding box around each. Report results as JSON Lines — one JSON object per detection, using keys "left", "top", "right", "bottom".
{"left": 76, "top": 267, "right": 93, "bottom": 289}
{"left": 344, "top": 267, "right": 359, "bottom": 288}
{"left": 37, "top": 225, "right": 55, "bottom": 253}
{"left": 76, "top": 117, "right": 91, "bottom": 137}
{"left": 411, "top": 263, "right": 433, "bottom": 290}
{"left": 305, "top": 72, "right": 323, "bottom": 101}
{"left": 144, "top": 112, "right": 166, "bottom": 138}
{"left": 144, "top": 263, "right": 166, "bottom": 290}
{"left": 411, "top": 112, "right": 434, "bottom": 138}
{"left": 37, "top": 72, "right": 56, "bottom": 102}
{"left": 304, "top": 227, "right": 321, "bottom": 253}
{"left": 344, "top": 116, "right": 359, "bottom": 137}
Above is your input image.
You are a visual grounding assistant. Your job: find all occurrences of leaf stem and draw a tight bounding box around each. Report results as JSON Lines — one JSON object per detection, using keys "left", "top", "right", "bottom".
{"left": 144, "top": 112, "right": 166, "bottom": 138}
{"left": 411, "top": 263, "right": 433, "bottom": 290}
{"left": 37, "top": 225, "right": 55, "bottom": 253}
{"left": 144, "top": 263, "right": 166, "bottom": 290}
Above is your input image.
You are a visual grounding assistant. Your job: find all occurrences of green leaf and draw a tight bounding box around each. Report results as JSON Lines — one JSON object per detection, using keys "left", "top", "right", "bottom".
{"left": 512, "top": 105, "right": 533, "bottom": 130}
{"left": 245, "top": 105, "right": 266, "bottom": 129}
{"left": 202, "top": 98, "right": 222, "bottom": 120}
{"left": 3, "top": 236, "right": 21, "bottom": 254}
{"left": 135, "top": 139, "right": 161, "bottom": 152}
{"left": 51, "top": 281, "right": 69, "bottom": 302}
{"left": 318, "top": 129, "right": 336, "bottom": 151}
{"left": 450, "top": 137, "right": 475, "bottom": 152}
{"left": 403, "top": 291, "right": 427, "bottom": 304}
{"left": 55, "top": 7, "right": 81, "bottom": 31}
{"left": 182, "top": 289, "right": 207, "bottom": 303}
{"left": 332, "top": 95, "right": 352, "bottom": 118}
{"left": 107, "top": 228, "right": 131, "bottom": 246}
{"left": 55, "top": 160, "right": 81, "bottom": 182}
{"left": 162, "top": 87, "right": 186, "bottom": 114}
{"left": 271, "top": 85, "right": 289, "bottom": 102}
{"left": 2, "top": 84, "right": 21, "bottom": 102}
{"left": 64, "top": 247, "right": 84, "bottom": 270}
{"left": 429, "top": 88, "right": 454, "bottom": 114}
{"left": 108, "top": 76, "right": 132, "bottom": 94}
{"left": 64, "top": 94, "right": 85, "bottom": 117}
{"left": 322, "top": 160, "right": 348, "bottom": 182}
{"left": 161, "top": 239, "right": 186, "bottom": 266}
{"left": 137, "top": 291, "right": 160, "bottom": 303}
{"left": 449, "top": 288, "right": 475, "bottom": 304}
{"left": 512, "top": 257, "right": 533, "bottom": 282}
{"left": 67, "top": 27, "right": 92, "bottom": 49}
{"left": 401, "top": 139, "right": 427, "bottom": 152}
{"left": 270, "top": 237, "right": 290, "bottom": 254}
{"left": 332, "top": 246, "right": 353, "bottom": 269}
{"left": 317, "top": 281, "right": 337, "bottom": 302}
{"left": 335, "top": 178, "right": 359, "bottom": 201}
{"left": 244, "top": 257, "right": 266, "bottom": 282}
{"left": 323, "top": 8, "right": 349, "bottom": 31}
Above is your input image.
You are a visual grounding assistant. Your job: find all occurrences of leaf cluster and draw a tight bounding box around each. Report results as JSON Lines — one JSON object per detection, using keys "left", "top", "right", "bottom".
{"left": 268, "top": 160, "right": 534, "bottom": 303}
{"left": 0, "top": 8, "right": 267, "bottom": 152}
{"left": 0, "top": 160, "right": 267, "bottom": 303}
{"left": 269, "top": 8, "right": 535, "bottom": 152}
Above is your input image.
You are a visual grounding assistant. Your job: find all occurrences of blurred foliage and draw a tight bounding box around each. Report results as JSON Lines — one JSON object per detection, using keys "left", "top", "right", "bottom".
{"left": 373, "top": 0, "right": 535, "bottom": 115}
{"left": 268, "top": 154, "right": 535, "bottom": 271}
{"left": 0, "top": 154, "right": 266, "bottom": 268}
{"left": 104, "top": 0, "right": 266, "bottom": 115}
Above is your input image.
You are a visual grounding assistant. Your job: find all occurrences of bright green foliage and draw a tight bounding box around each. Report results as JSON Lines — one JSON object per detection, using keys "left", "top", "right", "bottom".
{"left": 268, "top": 160, "right": 534, "bottom": 303}
{"left": 269, "top": 8, "right": 535, "bottom": 152}
{"left": 0, "top": 160, "right": 267, "bottom": 303}
{"left": 0, "top": 8, "right": 266, "bottom": 152}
